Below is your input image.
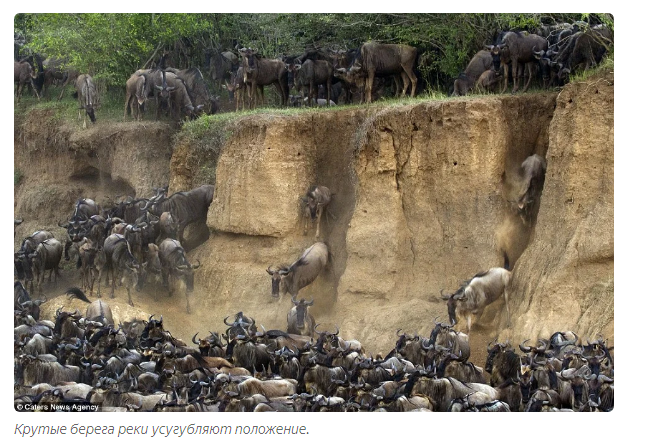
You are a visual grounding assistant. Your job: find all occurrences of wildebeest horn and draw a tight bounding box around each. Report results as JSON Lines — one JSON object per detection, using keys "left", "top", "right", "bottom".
{"left": 519, "top": 339, "right": 532, "bottom": 353}
{"left": 192, "top": 260, "right": 201, "bottom": 269}
{"left": 192, "top": 333, "right": 200, "bottom": 345}
{"left": 224, "top": 316, "right": 234, "bottom": 326}
{"left": 291, "top": 296, "right": 298, "bottom": 305}
{"left": 440, "top": 289, "right": 450, "bottom": 300}
{"left": 313, "top": 324, "right": 322, "bottom": 336}
{"left": 306, "top": 299, "right": 314, "bottom": 306}
{"left": 266, "top": 266, "right": 275, "bottom": 275}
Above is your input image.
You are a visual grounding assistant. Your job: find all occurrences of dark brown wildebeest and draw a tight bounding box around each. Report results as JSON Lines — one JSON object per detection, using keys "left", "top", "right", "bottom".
{"left": 451, "top": 50, "right": 493, "bottom": 96}
{"left": 440, "top": 267, "right": 512, "bottom": 335}
{"left": 267, "top": 242, "right": 328, "bottom": 299}
{"left": 158, "top": 238, "right": 201, "bottom": 313}
{"left": 287, "top": 297, "right": 315, "bottom": 337}
{"left": 205, "top": 48, "right": 238, "bottom": 93}
{"left": 488, "top": 31, "right": 548, "bottom": 94}
{"left": 142, "top": 185, "right": 214, "bottom": 248}
{"left": 74, "top": 74, "right": 99, "bottom": 128}
{"left": 102, "top": 233, "right": 144, "bottom": 306}
{"left": 348, "top": 42, "right": 418, "bottom": 103}
{"left": 289, "top": 59, "right": 333, "bottom": 107}
{"left": 167, "top": 67, "right": 218, "bottom": 115}
{"left": 28, "top": 238, "right": 63, "bottom": 295}
{"left": 152, "top": 70, "right": 197, "bottom": 121}
{"left": 301, "top": 185, "right": 332, "bottom": 239}
{"left": 14, "top": 58, "right": 37, "bottom": 102}
{"left": 239, "top": 48, "right": 289, "bottom": 108}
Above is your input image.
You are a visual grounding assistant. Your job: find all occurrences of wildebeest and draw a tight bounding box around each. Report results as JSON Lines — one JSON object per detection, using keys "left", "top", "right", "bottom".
{"left": 287, "top": 297, "right": 315, "bottom": 337}
{"left": 76, "top": 237, "right": 99, "bottom": 295}
{"left": 302, "top": 185, "right": 332, "bottom": 239}
{"left": 554, "top": 26, "right": 613, "bottom": 82}
{"left": 14, "top": 58, "right": 37, "bottom": 102}
{"left": 205, "top": 48, "right": 238, "bottom": 93}
{"left": 515, "top": 154, "right": 547, "bottom": 224}
{"left": 74, "top": 74, "right": 99, "bottom": 127}
{"left": 160, "top": 71, "right": 197, "bottom": 121}
{"left": 440, "top": 267, "right": 512, "bottom": 334}
{"left": 142, "top": 185, "right": 214, "bottom": 248}
{"left": 239, "top": 48, "right": 289, "bottom": 108}
{"left": 66, "top": 286, "right": 114, "bottom": 326}
{"left": 488, "top": 31, "right": 548, "bottom": 93}
{"left": 289, "top": 59, "right": 333, "bottom": 107}
{"left": 451, "top": 50, "right": 493, "bottom": 96}
{"left": 167, "top": 67, "right": 217, "bottom": 115}
{"left": 124, "top": 73, "right": 147, "bottom": 121}
{"left": 28, "top": 238, "right": 63, "bottom": 294}
{"left": 15, "top": 230, "right": 54, "bottom": 289}
{"left": 349, "top": 42, "right": 418, "bottom": 103}
{"left": 102, "top": 233, "right": 144, "bottom": 305}
{"left": 158, "top": 238, "right": 201, "bottom": 313}
{"left": 267, "top": 242, "right": 328, "bottom": 299}
{"left": 475, "top": 69, "right": 501, "bottom": 94}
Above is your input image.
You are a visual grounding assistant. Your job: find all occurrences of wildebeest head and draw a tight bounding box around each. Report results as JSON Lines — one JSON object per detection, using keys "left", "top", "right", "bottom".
{"left": 440, "top": 287, "right": 466, "bottom": 326}
{"left": 291, "top": 297, "right": 314, "bottom": 330}
{"left": 239, "top": 48, "right": 258, "bottom": 79}
{"left": 485, "top": 340, "right": 511, "bottom": 374}
{"left": 175, "top": 259, "right": 200, "bottom": 293}
{"left": 122, "top": 259, "right": 145, "bottom": 292}
{"left": 155, "top": 70, "right": 176, "bottom": 105}
{"left": 266, "top": 266, "right": 290, "bottom": 298}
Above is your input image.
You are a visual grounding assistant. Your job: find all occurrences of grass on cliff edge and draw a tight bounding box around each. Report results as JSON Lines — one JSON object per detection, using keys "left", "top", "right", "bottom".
{"left": 15, "top": 54, "right": 613, "bottom": 137}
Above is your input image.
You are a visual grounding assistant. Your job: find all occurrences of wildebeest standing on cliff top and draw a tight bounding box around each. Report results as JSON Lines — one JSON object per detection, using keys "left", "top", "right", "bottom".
{"left": 74, "top": 74, "right": 99, "bottom": 128}
{"left": 14, "top": 58, "right": 37, "bottom": 102}
{"left": 239, "top": 48, "right": 289, "bottom": 108}
{"left": 350, "top": 42, "right": 418, "bottom": 103}
{"left": 267, "top": 242, "right": 328, "bottom": 299}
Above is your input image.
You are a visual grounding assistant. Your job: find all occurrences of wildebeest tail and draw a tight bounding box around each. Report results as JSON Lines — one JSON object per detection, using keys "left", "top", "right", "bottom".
{"left": 66, "top": 287, "right": 91, "bottom": 303}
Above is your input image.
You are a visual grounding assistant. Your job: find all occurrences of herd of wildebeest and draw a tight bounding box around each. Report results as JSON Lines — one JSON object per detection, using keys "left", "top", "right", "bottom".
{"left": 15, "top": 19, "right": 613, "bottom": 124}
{"left": 13, "top": 171, "right": 613, "bottom": 412}
{"left": 14, "top": 18, "right": 613, "bottom": 412}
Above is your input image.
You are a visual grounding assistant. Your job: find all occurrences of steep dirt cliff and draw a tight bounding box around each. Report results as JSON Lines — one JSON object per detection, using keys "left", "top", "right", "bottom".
{"left": 15, "top": 71, "right": 613, "bottom": 361}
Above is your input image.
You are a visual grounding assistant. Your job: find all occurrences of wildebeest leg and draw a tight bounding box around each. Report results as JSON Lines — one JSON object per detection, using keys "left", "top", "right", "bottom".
{"left": 504, "top": 289, "right": 511, "bottom": 327}
{"left": 521, "top": 62, "right": 534, "bottom": 93}
{"left": 124, "top": 94, "right": 131, "bottom": 120}
{"left": 315, "top": 207, "right": 322, "bottom": 239}
{"left": 500, "top": 65, "right": 509, "bottom": 94}
{"left": 511, "top": 60, "right": 520, "bottom": 93}
{"left": 365, "top": 70, "right": 375, "bottom": 103}
{"left": 399, "top": 72, "right": 409, "bottom": 97}
{"left": 309, "top": 80, "right": 315, "bottom": 107}
{"left": 405, "top": 65, "right": 418, "bottom": 98}
{"left": 110, "top": 267, "right": 116, "bottom": 299}
{"left": 126, "top": 285, "right": 134, "bottom": 307}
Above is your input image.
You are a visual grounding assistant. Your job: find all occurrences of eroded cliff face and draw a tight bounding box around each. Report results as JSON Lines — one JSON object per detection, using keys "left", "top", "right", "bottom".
{"left": 15, "top": 72, "right": 614, "bottom": 355}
